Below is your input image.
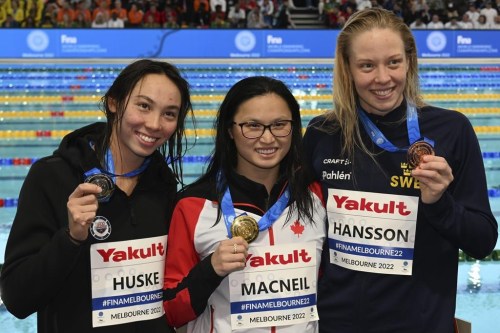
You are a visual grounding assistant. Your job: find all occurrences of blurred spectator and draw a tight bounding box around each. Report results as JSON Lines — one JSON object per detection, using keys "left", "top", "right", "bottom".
{"left": 246, "top": 4, "right": 268, "bottom": 27}
{"left": 40, "top": 2, "right": 59, "bottom": 26}
{"left": 459, "top": 12, "right": 474, "bottom": 27}
{"left": 57, "top": 0, "right": 76, "bottom": 26}
{"left": 91, "top": 11, "right": 108, "bottom": 26}
{"left": 108, "top": 11, "right": 124, "bottom": 26}
{"left": 273, "top": 0, "right": 295, "bottom": 28}
{"left": 75, "top": 1, "right": 92, "bottom": 24}
{"left": 211, "top": 3, "right": 226, "bottom": 21}
{"left": 210, "top": 0, "right": 227, "bottom": 12}
{"left": 342, "top": 0, "right": 357, "bottom": 13}
{"left": 409, "top": 15, "right": 427, "bottom": 28}
{"left": 59, "top": 11, "right": 75, "bottom": 27}
{"left": 193, "top": 1, "right": 211, "bottom": 27}
{"left": 110, "top": 0, "right": 128, "bottom": 24}
{"left": 475, "top": 13, "right": 491, "bottom": 27}
{"left": 11, "top": 0, "right": 25, "bottom": 25}
{"left": 72, "top": 11, "right": 91, "bottom": 26}
{"left": 444, "top": 1, "right": 459, "bottom": 21}
{"left": 240, "top": 0, "right": 256, "bottom": 13}
{"left": 39, "top": 12, "right": 57, "bottom": 27}
{"left": 127, "top": 2, "right": 144, "bottom": 27}
{"left": 92, "top": 0, "right": 110, "bottom": 21}
{"left": 260, "top": 0, "right": 274, "bottom": 26}
{"left": 227, "top": 2, "right": 246, "bottom": 27}
{"left": 324, "top": 2, "right": 346, "bottom": 28}
{"left": 357, "top": 0, "right": 372, "bottom": 10}
{"left": 481, "top": 0, "right": 497, "bottom": 24}
{"left": 211, "top": 4, "right": 229, "bottom": 27}
{"left": 177, "top": 0, "right": 195, "bottom": 27}
{"left": 444, "top": 15, "right": 460, "bottom": 28}
{"left": 2, "top": 13, "right": 19, "bottom": 27}
{"left": 26, "top": 0, "right": 45, "bottom": 26}
{"left": 368, "top": 0, "right": 383, "bottom": 8}
{"left": 0, "top": 0, "right": 9, "bottom": 26}
{"left": 465, "top": 2, "right": 480, "bottom": 23}
{"left": 143, "top": 11, "right": 161, "bottom": 26}
{"left": 22, "top": 7, "right": 40, "bottom": 27}
{"left": 22, "top": 9, "right": 38, "bottom": 27}
{"left": 163, "top": 4, "right": 178, "bottom": 27}
{"left": 491, "top": 14, "right": 500, "bottom": 27}
{"left": 164, "top": 10, "right": 180, "bottom": 27}
{"left": 318, "top": 0, "right": 325, "bottom": 19}
{"left": 426, "top": 13, "right": 444, "bottom": 28}
{"left": 143, "top": 3, "right": 165, "bottom": 26}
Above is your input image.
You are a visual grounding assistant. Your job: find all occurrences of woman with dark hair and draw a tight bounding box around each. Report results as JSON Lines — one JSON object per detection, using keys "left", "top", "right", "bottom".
{"left": 303, "top": 8, "right": 497, "bottom": 333}
{"left": 163, "top": 76, "right": 326, "bottom": 332}
{"left": 0, "top": 59, "right": 194, "bottom": 333}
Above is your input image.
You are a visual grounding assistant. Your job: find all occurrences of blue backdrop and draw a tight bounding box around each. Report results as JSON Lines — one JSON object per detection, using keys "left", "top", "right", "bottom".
{"left": 0, "top": 29, "right": 498, "bottom": 59}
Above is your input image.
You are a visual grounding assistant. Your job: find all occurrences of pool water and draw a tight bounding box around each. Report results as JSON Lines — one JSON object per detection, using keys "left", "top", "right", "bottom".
{"left": 0, "top": 62, "right": 499, "bottom": 332}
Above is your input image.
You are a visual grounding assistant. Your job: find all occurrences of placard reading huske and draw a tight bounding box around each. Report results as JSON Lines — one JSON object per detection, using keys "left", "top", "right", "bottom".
{"left": 90, "top": 235, "right": 167, "bottom": 327}
{"left": 229, "top": 242, "right": 318, "bottom": 329}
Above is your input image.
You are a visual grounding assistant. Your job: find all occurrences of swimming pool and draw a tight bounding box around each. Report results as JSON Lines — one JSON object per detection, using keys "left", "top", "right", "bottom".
{"left": 0, "top": 61, "right": 499, "bottom": 332}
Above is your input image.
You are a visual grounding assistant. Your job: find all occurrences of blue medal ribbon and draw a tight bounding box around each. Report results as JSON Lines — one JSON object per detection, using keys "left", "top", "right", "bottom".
{"left": 218, "top": 172, "right": 290, "bottom": 239}
{"left": 84, "top": 146, "right": 151, "bottom": 202}
{"left": 84, "top": 147, "right": 151, "bottom": 180}
{"left": 357, "top": 103, "right": 434, "bottom": 152}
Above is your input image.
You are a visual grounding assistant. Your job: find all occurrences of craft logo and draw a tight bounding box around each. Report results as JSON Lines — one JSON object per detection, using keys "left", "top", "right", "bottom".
{"left": 426, "top": 31, "right": 447, "bottom": 53}
{"left": 234, "top": 31, "right": 256, "bottom": 52}
{"left": 27, "top": 30, "right": 49, "bottom": 52}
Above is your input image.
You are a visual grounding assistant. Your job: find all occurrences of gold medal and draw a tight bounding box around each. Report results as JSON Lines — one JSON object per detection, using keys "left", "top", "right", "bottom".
{"left": 407, "top": 141, "right": 435, "bottom": 168}
{"left": 231, "top": 215, "right": 259, "bottom": 243}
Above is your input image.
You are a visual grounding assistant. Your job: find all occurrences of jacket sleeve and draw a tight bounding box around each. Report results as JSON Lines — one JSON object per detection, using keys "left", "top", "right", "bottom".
{"left": 163, "top": 196, "right": 224, "bottom": 328}
{"left": 0, "top": 160, "right": 85, "bottom": 319}
{"left": 421, "top": 115, "right": 498, "bottom": 259}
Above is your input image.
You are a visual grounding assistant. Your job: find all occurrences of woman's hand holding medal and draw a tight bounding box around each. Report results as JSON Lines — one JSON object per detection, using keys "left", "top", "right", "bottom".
{"left": 66, "top": 183, "right": 102, "bottom": 242}
{"left": 210, "top": 236, "right": 248, "bottom": 277}
{"left": 410, "top": 154, "right": 454, "bottom": 204}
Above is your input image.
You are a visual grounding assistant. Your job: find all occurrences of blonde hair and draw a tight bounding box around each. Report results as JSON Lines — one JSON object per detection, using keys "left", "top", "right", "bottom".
{"left": 326, "top": 8, "right": 425, "bottom": 159}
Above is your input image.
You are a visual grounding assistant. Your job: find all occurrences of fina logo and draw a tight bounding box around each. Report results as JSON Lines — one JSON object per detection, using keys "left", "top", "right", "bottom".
{"left": 426, "top": 31, "right": 446, "bottom": 52}
{"left": 27, "top": 30, "right": 49, "bottom": 52}
{"left": 234, "top": 31, "right": 256, "bottom": 52}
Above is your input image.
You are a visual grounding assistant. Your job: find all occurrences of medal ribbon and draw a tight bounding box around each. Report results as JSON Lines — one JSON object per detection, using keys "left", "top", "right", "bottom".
{"left": 357, "top": 103, "right": 434, "bottom": 152}
{"left": 84, "top": 147, "right": 151, "bottom": 181}
{"left": 218, "top": 172, "right": 290, "bottom": 239}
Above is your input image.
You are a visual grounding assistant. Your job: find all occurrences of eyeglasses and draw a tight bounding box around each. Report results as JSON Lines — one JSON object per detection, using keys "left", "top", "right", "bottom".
{"left": 233, "top": 120, "right": 293, "bottom": 139}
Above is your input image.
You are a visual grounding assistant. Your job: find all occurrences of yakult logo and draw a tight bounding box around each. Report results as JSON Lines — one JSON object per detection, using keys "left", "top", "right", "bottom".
{"left": 97, "top": 242, "right": 165, "bottom": 262}
{"left": 332, "top": 195, "right": 411, "bottom": 216}
{"left": 246, "top": 249, "right": 311, "bottom": 268}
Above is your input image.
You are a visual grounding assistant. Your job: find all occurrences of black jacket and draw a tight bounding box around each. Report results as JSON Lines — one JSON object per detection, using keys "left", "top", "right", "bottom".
{"left": 0, "top": 122, "right": 177, "bottom": 332}
{"left": 303, "top": 103, "right": 498, "bottom": 333}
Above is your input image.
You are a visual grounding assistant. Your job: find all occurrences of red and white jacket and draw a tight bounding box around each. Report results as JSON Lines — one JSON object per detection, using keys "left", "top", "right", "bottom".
{"left": 163, "top": 172, "right": 326, "bottom": 332}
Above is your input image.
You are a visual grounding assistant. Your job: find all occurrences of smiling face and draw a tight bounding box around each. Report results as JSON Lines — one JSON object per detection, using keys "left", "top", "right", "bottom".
{"left": 110, "top": 73, "right": 181, "bottom": 170}
{"left": 229, "top": 93, "right": 293, "bottom": 180}
{"left": 348, "top": 28, "right": 408, "bottom": 116}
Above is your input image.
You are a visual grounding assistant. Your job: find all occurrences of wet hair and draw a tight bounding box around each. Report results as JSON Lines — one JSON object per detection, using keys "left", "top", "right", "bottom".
{"left": 99, "top": 59, "right": 193, "bottom": 183}
{"left": 191, "top": 76, "right": 315, "bottom": 224}
{"left": 327, "top": 7, "right": 424, "bottom": 159}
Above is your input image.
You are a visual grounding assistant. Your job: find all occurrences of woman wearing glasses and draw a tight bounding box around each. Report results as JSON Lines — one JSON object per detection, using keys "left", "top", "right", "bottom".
{"left": 163, "top": 76, "right": 326, "bottom": 332}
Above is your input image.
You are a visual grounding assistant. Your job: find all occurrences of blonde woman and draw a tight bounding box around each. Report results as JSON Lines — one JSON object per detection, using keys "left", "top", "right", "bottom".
{"left": 304, "top": 8, "right": 498, "bottom": 333}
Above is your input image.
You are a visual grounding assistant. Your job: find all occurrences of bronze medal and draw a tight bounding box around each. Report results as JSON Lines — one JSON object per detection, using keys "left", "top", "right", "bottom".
{"left": 407, "top": 141, "right": 435, "bottom": 168}
{"left": 231, "top": 215, "right": 259, "bottom": 243}
{"left": 84, "top": 173, "right": 115, "bottom": 202}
